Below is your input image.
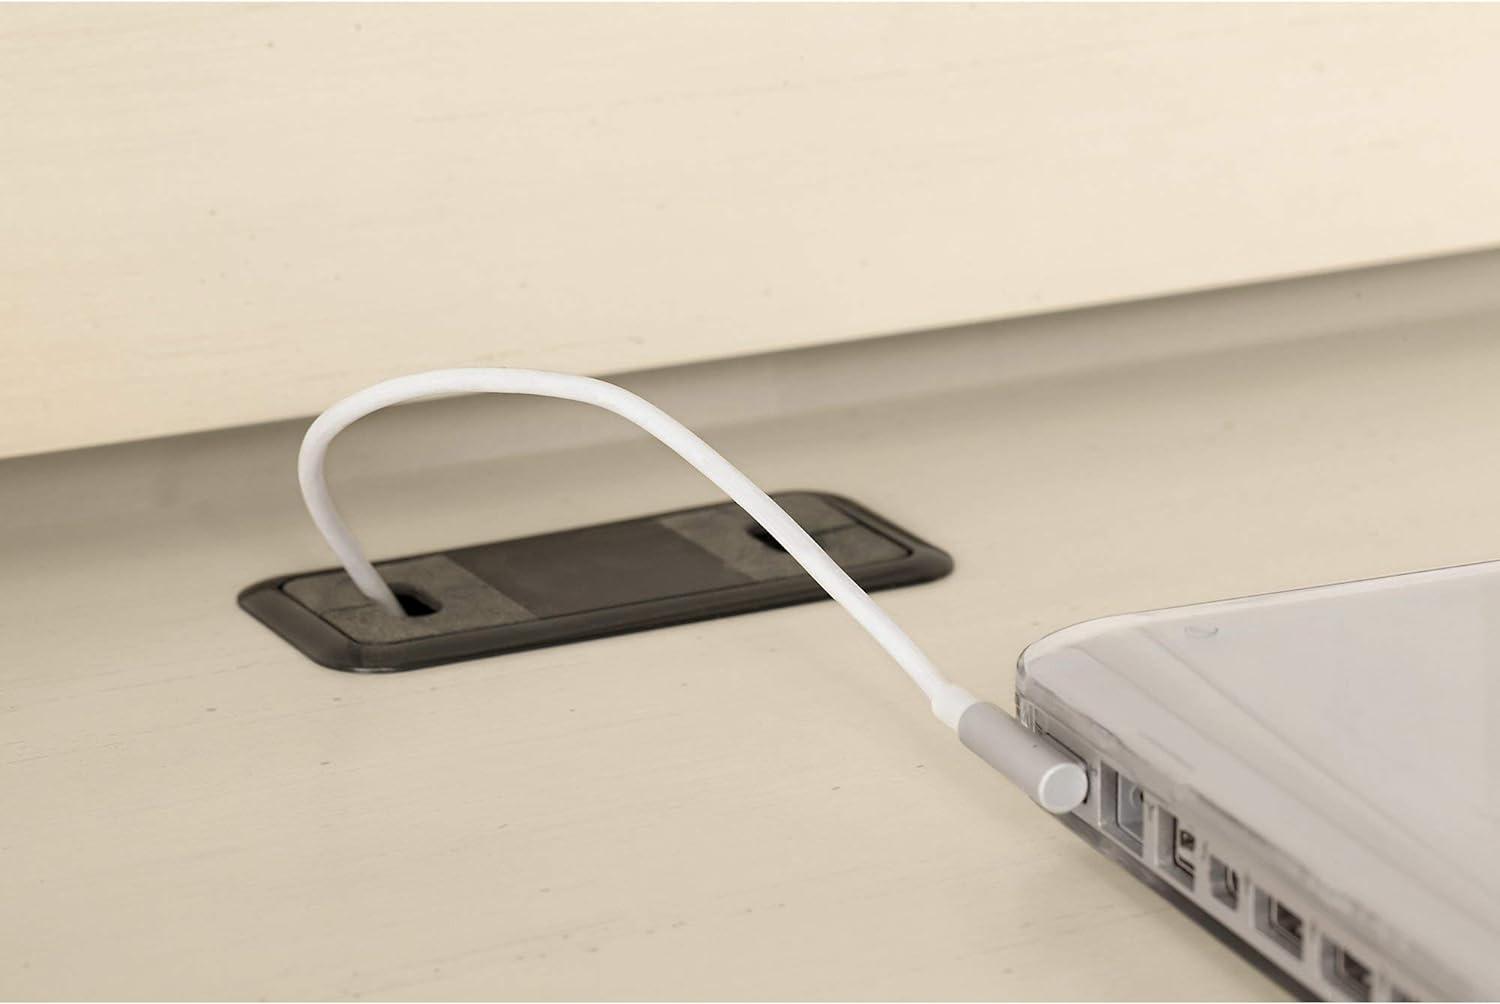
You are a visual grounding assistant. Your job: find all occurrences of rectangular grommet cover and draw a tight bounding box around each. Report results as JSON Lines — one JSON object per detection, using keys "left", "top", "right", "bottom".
{"left": 238, "top": 491, "right": 952, "bottom": 672}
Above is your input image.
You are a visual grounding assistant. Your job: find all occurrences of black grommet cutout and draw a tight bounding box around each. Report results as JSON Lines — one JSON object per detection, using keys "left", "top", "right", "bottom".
{"left": 393, "top": 587, "right": 441, "bottom": 617}
{"left": 240, "top": 492, "right": 950, "bottom": 671}
{"left": 747, "top": 524, "right": 787, "bottom": 552}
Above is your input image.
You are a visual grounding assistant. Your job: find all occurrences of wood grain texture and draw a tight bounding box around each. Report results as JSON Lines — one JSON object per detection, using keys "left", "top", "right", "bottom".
{"left": 4, "top": 4, "right": 1500, "bottom": 458}
{"left": 5, "top": 256, "right": 1500, "bottom": 999}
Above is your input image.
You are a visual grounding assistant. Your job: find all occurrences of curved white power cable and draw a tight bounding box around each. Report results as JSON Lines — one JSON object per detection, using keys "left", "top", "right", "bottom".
{"left": 298, "top": 368, "right": 1086, "bottom": 812}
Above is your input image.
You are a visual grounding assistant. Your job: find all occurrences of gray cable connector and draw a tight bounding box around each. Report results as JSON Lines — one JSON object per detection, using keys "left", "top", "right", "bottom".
{"left": 958, "top": 702, "right": 1088, "bottom": 813}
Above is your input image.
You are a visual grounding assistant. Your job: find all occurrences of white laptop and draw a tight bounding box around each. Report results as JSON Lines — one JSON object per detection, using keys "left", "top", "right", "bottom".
{"left": 1016, "top": 560, "right": 1500, "bottom": 1001}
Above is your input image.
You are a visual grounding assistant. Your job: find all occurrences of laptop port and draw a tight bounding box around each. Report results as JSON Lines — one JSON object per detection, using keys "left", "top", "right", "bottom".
{"left": 1322, "top": 939, "right": 1373, "bottom": 1001}
{"left": 1209, "top": 856, "right": 1241, "bottom": 910}
{"left": 1100, "top": 764, "right": 1145, "bottom": 853}
{"left": 1255, "top": 891, "right": 1304, "bottom": 958}
{"left": 1155, "top": 809, "right": 1196, "bottom": 888}
{"left": 1117, "top": 776, "right": 1145, "bottom": 842}
{"left": 1172, "top": 823, "right": 1197, "bottom": 878}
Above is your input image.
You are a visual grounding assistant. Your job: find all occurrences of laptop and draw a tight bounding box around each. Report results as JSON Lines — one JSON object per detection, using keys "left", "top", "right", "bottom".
{"left": 1016, "top": 559, "right": 1500, "bottom": 1001}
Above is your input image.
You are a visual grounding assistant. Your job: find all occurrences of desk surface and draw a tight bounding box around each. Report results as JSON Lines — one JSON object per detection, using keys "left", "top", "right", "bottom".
{"left": 4, "top": 255, "right": 1500, "bottom": 999}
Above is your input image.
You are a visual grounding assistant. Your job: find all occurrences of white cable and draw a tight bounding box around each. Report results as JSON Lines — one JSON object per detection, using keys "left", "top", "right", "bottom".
{"left": 298, "top": 368, "right": 1086, "bottom": 812}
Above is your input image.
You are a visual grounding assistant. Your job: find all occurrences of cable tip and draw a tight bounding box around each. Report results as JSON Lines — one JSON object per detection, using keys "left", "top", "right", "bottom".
{"left": 1035, "top": 760, "right": 1090, "bottom": 814}
{"left": 957, "top": 702, "right": 1089, "bottom": 814}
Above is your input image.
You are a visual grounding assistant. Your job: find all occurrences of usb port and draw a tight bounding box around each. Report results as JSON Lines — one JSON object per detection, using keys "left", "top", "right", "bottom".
{"left": 1154, "top": 809, "right": 1195, "bottom": 888}
{"left": 1209, "top": 856, "right": 1241, "bottom": 910}
{"left": 1323, "top": 940, "right": 1373, "bottom": 1001}
{"left": 1172, "top": 822, "right": 1197, "bottom": 879}
{"left": 1256, "top": 891, "right": 1305, "bottom": 958}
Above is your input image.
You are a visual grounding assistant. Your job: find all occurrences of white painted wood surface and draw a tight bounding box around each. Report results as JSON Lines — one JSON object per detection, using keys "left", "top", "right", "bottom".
{"left": 4, "top": 4, "right": 1500, "bottom": 458}
{"left": 4, "top": 254, "right": 1500, "bottom": 999}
